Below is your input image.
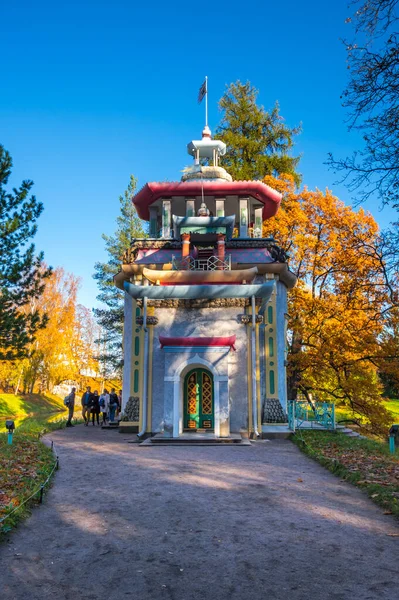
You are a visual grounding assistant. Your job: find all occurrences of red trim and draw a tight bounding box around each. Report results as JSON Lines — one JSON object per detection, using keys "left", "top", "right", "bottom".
{"left": 133, "top": 180, "right": 281, "bottom": 221}
{"left": 159, "top": 335, "right": 236, "bottom": 351}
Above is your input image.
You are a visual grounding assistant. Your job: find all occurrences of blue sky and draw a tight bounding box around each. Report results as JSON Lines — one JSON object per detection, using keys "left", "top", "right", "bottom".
{"left": 1, "top": 0, "right": 395, "bottom": 308}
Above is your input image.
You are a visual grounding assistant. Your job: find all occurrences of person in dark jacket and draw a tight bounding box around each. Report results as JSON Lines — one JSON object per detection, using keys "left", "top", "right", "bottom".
{"left": 109, "top": 388, "right": 119, "bottom": 423}
{"left": 65, "top": 387, "right": 76, "bottom": 427}
{"left": 89, "top": 391, "right": 101, "bottom": 426}
{"left": 81, "top": 386, "right": 93, "bottom": 426}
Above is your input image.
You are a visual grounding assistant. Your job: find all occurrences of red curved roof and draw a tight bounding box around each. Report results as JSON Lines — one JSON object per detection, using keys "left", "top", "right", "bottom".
{"left": 159, "top": 335, "right": 236, "bottom": 351}
{"left": 133, "top": 180, "right": 281, "bottom": 220}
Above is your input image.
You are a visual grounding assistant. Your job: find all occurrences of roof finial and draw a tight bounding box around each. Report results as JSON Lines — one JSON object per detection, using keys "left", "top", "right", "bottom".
{"left": 202, "top": 125, "right": 211, "bottom": 139}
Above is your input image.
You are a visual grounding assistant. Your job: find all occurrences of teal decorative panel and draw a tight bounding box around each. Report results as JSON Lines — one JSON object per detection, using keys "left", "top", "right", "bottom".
{"left": 268, "top": 306, "right": 273, "bottom": 324}
{"left": 269, "top": 371, "right": 275, "bottom": 395}
{"left": 134, "top": 370, "right": 139, "bottom": 393}
{"left": 268, "top": 337, "right": 274, "bottom": 358}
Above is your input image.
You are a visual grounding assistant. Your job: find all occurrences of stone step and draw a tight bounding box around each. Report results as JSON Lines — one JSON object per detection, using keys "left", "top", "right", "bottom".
{"left": 261, "top": 424, "right": 292, "bottom": 440}
{"left": 140, "top": 433, "right": 251, "bottom": 446}
{"left": 102, "top": 422, "right": 119, "bottom": 430}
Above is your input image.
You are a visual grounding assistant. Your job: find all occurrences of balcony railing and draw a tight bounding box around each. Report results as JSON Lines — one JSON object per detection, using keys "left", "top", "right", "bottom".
{"left": 172, "top": 255, "right": 231, "bottom": 271}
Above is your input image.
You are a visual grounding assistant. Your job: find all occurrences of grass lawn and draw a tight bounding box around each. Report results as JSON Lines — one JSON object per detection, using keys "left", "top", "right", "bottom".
{"left": 383, "top": 398, "right": 399, "bottom": 420}
{"left": 0, "top": 426, "right": 55, "bottom": 535}
{"left": 0, "top": 394, "right": 81, "bottom": 537}
{"left": 334, "top": 398, "right": 399, "bottom": 431}
{"left": 0, "top": 393, "right": 67, "bottom": 429}
{"left": 293, "top": 430, "right": 399, "bottom": 518}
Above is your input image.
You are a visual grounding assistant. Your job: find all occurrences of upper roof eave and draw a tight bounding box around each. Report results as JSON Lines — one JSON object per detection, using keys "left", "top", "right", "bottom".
{"left": 132, "top": 180, "right": 282, "bottom": 221}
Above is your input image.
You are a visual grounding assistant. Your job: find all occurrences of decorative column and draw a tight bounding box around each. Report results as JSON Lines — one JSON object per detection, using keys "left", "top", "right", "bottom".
{"left": 265, "top": 281, "right": 278, "bottom": 399}
{"left": 181, "top": 232, "right": 191, "bottom": 269}
{"left": 122, "top": 295, "right": 144, "bottom": 426}
{"left": 216, "top": 233, "right": 225, "bottom": 269}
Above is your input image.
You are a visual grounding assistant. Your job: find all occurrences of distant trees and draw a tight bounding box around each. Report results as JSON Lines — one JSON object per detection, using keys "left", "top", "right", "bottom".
{"left": 328, "top": 1, "right": 399, "bottom": 207}
{"left": 93, "top": 176, "right": 146, "bottom": 375}
{"left": 216, "top": 81, "right": 301, "bottom": 184}
{"left": 0, "top": 268, "right": 101, "bottom": 394}
{"left": 0, "top": 145, "right": 51, "bottom": 360}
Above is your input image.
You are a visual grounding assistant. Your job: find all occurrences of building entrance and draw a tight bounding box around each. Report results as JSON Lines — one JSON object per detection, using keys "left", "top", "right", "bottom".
{"left": 183, "top": 368, "right": 214, "bottom": 430}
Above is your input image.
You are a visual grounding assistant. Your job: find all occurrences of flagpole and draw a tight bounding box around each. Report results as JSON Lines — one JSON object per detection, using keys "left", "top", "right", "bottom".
{"left": 205, "top": 76, "right": 208, "bottom": 128}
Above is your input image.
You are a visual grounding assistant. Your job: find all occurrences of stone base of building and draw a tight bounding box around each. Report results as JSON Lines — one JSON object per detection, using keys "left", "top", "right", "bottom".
{"left": 261, "top": 424, "right": 292, "bottom": 439}
{"left": 118, "top": 421, "right": 139, "bottom": 433}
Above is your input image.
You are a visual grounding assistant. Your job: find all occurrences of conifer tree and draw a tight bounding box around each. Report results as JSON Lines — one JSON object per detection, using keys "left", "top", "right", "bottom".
{"left": 0, "top": 145, "right": 50, "bottom": 360}
{"left": 93, "top": 176, "right": 146, "bottom": 374}
{"left": 216, "top": 81, "right": 301, "bottom": 184}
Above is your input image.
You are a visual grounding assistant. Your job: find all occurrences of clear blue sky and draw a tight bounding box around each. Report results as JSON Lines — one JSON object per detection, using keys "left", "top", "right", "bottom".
{"left": 1, "top": 0, "right": 395, "bottom": 308}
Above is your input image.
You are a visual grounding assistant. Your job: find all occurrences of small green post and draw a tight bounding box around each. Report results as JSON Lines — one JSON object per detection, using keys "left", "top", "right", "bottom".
{"left": 7, "top": 432, "right": 13, "bottom": 445}
{"left": 389, "top": 435, "right": 395, "bottom": 455}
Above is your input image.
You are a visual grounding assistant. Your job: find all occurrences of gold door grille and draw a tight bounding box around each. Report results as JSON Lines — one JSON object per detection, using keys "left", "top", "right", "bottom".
{"left": 187, "top": 373, "right": 197, "bottom": 415}
{"left": 202, "top": 373, "right": 212, "bottom": 414}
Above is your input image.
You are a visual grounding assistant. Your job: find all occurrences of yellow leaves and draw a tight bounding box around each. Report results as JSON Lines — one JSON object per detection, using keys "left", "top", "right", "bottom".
{"left": 13, "top": 268, "right": 100, "bottom": 391}
{"left": 265, "top": 174, "right": 393, "bottom": 433}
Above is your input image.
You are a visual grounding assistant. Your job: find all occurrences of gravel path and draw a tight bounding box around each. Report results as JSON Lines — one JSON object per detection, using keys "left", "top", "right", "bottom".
{"left": 1, "top": 425, "right": 398, "bottom": 600}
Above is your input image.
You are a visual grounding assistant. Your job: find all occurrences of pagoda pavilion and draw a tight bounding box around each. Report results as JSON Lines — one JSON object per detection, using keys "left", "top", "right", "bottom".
{"left": 114, "top": 125, "right": 296, "bottom": 440}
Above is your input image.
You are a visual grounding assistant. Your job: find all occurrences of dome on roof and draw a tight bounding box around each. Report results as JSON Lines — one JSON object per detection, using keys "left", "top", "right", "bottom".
{"left": 181, "top": 165, "right": 233, "bottom": 182}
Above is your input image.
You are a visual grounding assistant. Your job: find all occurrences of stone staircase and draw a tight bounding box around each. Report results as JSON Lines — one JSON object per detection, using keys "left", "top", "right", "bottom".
{"left": 336, "top": 424, "right": 366, "bottom": 439}
{"left": 101, "top": 421, "right": 119, "bottom": 430}
{"left": 140, "top": 433, "right": 251, "bottom": 446}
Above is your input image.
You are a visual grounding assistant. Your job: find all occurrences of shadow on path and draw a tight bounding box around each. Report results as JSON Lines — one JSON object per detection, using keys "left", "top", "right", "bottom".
{"left": 1, "top": 425, "right": 398, "bottom": 600}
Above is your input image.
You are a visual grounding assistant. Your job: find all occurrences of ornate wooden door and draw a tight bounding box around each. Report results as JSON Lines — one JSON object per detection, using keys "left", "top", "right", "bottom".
{"left": 184, "top": 368, "right": 214, "bottom": 430}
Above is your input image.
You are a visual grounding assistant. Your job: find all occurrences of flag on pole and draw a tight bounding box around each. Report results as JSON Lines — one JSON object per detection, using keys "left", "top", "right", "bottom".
{"left": 198, "top": 79, "right": 207, "bottom": 103}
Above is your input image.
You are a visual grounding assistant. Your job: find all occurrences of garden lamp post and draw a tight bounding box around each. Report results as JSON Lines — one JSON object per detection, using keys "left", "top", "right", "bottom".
{"left": 389, "top": 424, "right": 398, "bottom": 455}
{"left": 6, "top": 420, "right": 15, "bottom": 445}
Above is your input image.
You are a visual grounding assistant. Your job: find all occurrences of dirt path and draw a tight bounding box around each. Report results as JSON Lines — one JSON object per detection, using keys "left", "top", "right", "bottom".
{"left": 1, "top": 426, "right": 398, "bottom": 600}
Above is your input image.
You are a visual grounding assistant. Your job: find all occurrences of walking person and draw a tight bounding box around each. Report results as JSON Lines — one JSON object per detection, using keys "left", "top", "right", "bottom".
{"left": 109, "top": 388, "right": 119, "bottom": 423}
{"left": 99, "top": 389, "right": 110, "bottom": 425}
{"left": 65, "top": 387, "right": 76, "bottom": 427}
{"left": 91, "top": 391, "right": 100, "bottom": 426}
{"left": 81, "top": 386, "right": 92, "bottom": 426}
{"left": 117, "top": 391, "right": 122, "bottom": 417}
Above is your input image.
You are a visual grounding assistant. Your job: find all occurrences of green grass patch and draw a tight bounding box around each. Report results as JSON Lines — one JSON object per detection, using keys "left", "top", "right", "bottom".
{"left": 0, "top": 429, "right": 56, "bottom": 536}
{"left": 293, "top": 430, "right": 399, "bottom": 518}
{"left": 384, "top": 399, "right": 399, "bottom": 420}
{"left": 0, "top": 412, "right": 84, "bottom": 537}
{"left": 0, "top": 393, "right": 67, "bottom": 431}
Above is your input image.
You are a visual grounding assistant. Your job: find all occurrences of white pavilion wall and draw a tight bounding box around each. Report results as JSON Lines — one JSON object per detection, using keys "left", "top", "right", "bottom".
{"left": 150, "top": 307, "right": 249, "bottom": 434}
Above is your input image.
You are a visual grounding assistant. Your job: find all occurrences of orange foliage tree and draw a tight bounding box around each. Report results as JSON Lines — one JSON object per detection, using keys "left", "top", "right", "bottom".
{"left": 263, "top": 174, "right": 395, "bottom": 434}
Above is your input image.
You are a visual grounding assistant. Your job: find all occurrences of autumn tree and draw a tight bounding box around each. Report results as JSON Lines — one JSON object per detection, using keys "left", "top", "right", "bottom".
{"left": 263, "top": 174, "right": 394, "bottom": 434}
{"left": 328, "top": 1, "right": 399, "bottom": 206}
{"left": 93, "top": 176, "right": 146, "bottom": 374}
{"left": 70, "top": 304, "right": 102, "bottom": 390}
{"left": 0, "top": 266, "right": 103, "bottom": 395}
{"left": 19, "top": 268, "right": 82, "bottom": 393}
{"left": 215, "top": 81, "right": 301, "bottom": 184}
{"left": 0, "top": 145, "right": 51, "bottom": 360}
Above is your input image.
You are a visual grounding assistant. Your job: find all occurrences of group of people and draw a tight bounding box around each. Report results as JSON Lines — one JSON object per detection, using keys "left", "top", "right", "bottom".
{"left": 65, "top": 386, "right": 121, "bottom": 427}
{"left": 81, "top": 386, "right": 121, "bottom": 426}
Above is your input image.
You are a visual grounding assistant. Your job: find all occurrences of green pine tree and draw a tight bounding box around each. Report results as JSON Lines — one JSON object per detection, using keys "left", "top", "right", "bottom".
{"left": 0, "top": 145, "right": 51, "bottom": 360}
{"left": 93, "top": 176, "right": 146, "bottom": 374}
{"left": 216, "top": 81, "right": 301, "bottom": 184}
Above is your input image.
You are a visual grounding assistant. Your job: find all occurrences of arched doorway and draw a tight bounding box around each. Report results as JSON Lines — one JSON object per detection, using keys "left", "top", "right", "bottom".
{"left": 183, "top": 368, "right": 214, "bottom": 430}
